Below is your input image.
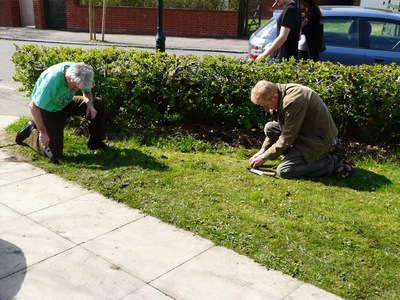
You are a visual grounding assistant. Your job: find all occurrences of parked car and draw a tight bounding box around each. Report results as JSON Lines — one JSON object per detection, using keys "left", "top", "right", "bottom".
{"left": 248, "top": 6, "right": 400, "bottom": 65}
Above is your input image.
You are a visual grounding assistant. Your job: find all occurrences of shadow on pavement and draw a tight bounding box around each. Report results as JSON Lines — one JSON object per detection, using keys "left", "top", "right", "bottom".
{"left": 0, "top": 239, "right": 27, "bottom": 300}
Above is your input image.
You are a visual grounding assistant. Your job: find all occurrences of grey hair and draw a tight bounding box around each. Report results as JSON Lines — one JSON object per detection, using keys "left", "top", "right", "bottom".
{"left": 66, "top": 62, "right": 94, "bottom": 91}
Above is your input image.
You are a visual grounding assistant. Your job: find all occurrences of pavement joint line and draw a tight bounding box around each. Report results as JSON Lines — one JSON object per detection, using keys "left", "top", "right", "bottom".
{"left": 71, "top": 211, "right": 149, "bottom": 245}
{"left": 0, "top": 169, "right": 47, "bottom": 188}
{"left": 145, "top": 243, "right": 217, "bottom": 285}
{"left": 0, "top": 242, "right": 80, "bottom": 281}
{"left": 76, "top": 243, "right": 147, "bottom": 287}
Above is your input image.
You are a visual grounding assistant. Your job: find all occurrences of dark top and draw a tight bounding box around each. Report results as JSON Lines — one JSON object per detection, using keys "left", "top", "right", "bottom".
{"left": 301, "top": 5, "right": 322, "bottom": 61}
{"left": 273, "top": 2, "right": 302, "bottom": 60}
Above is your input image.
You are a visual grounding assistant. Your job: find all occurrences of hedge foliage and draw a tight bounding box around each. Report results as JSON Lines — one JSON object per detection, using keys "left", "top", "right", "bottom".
{"left": 12, "top": 44, "right": 400, "bottom": 144}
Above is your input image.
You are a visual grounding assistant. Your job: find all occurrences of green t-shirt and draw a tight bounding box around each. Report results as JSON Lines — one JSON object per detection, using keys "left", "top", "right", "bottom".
{"left": 31, "top": 62, "right": 91, "bottom": 112}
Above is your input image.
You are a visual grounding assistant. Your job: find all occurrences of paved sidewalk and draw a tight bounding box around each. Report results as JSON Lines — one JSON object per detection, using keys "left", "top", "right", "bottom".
{"left": 0, "top": 26, "right": 248, "bottom": 54}
{"left": 0, "top": 26, "right": 342, "bottom": 300}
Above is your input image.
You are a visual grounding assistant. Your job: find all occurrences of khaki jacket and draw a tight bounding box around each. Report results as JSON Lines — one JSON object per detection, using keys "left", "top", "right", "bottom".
{"left": 262, "top": 84, "right": 338, "bottom": 164}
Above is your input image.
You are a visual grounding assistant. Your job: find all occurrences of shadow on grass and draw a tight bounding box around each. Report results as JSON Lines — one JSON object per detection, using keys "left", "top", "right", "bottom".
{"left": 258, "top": 164, "right": 393, "bottom": 192}
{"left": 313, "top": 167, "right": 393, "bottom": 192}
{"left": 62, "top": 147, "right": 169, "bottom": 172}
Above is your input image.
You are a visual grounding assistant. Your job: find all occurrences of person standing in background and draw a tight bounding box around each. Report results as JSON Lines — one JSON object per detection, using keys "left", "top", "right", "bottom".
{"left": 256, "top": 0, "right": 302, "bottom": 61}
{"left": 298, "top": 0, "right": 323, "bottom": 61}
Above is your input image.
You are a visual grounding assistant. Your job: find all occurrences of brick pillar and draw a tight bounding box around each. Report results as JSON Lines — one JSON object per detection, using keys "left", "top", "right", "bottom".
{"left": 0, "top": 0, "right": 22, "bottom": 26}
{"left": 33, "top": 0, "right": 46, "bottom": 29}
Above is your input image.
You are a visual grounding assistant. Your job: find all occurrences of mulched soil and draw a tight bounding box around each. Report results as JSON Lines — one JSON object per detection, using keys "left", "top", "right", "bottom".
{"left": 154, "top": 123, "right": 399, "bottom": 164}
{"left": 4, "top": 122, "right": 398, "bottom": 164}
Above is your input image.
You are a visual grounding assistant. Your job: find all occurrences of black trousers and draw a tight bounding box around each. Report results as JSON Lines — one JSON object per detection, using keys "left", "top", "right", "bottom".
{"left": 27, "top": 96, "right": 105, "bottom": 159}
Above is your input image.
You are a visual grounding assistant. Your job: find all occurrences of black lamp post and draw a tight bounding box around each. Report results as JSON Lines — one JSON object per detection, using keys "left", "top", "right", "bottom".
{"left": 156, "top": 0, "right": 166, "bottom": 52}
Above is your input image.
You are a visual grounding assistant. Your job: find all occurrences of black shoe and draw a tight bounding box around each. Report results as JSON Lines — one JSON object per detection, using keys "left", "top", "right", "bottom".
{"left": 87, "top": 139, "right": 108, "bottom": 150}
{"left": 15, "top": 121, "right": 36, "bottom": 145}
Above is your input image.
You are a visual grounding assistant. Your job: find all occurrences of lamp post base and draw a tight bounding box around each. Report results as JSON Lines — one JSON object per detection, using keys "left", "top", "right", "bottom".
{"left": 156, "top": 30, "right": 166, "bottom": 52}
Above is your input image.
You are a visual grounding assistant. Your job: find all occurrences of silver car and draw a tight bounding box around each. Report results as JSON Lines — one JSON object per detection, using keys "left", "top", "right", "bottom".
{"left": 248, "top": 5, "right": 400, "bottom": 65}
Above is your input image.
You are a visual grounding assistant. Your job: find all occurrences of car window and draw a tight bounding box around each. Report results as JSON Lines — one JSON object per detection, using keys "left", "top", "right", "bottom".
{"left": 253, "top": 18, "right": 277, "bottom": 39}
{"left": 367, "top": 20, "right": 400, "bottom": 52}
{"left": 322, "top": 18, "right": 359, "bottom": 48}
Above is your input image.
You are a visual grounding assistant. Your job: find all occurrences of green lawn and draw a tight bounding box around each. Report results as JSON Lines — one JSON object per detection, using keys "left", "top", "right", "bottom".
{"left": 5, "top": 118, "right": 400, "bottom": 299}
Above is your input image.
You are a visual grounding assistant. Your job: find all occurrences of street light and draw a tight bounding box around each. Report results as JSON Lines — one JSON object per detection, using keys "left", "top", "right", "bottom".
{"left": 156, "top": 0, "right": 166, "bottom": 52}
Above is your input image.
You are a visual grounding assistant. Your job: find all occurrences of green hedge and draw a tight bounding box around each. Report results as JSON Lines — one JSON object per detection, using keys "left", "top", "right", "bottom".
{"left": 12, "top": 44, "right": 400, "bottom": 144}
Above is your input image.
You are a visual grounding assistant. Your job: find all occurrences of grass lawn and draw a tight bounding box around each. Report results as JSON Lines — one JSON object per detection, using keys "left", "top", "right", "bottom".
{"left": 5, "top": 118, "right": 400, "bottom": 299}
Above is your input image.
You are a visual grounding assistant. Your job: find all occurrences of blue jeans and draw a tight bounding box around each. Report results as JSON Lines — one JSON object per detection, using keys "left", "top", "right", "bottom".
{"left": 264, "top": 121, "right": 335, "bottom": 179}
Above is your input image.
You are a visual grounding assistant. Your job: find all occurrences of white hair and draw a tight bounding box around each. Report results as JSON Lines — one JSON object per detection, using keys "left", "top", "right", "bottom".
{"left": 66, "top": 62, "right": 94, "bottom": 91}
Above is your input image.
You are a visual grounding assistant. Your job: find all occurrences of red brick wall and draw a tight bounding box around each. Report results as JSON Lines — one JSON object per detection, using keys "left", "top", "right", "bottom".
{"left": 64, "top": 2, "right": 238, "bottom": 37}
{"left": 33, "top": 0, "right": 46, "bottom": 29}
{"left": 0, "top": 0, "right": 21, "bottom": 26}
{"left": 3, "top": 0, "right": 355, "bottom": 35}
{"left": 163, "top": 9, "right": 238, "bottom": 37}
{"left": 0, "top": 0, "right": 237, "bottom": 37}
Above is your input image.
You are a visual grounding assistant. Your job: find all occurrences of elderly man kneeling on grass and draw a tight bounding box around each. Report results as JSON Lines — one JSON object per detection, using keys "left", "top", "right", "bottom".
{"left": 249, "top": 80, "right": 352, "bottom": 179}
{"left": 15, "top": 62, "right": 107, "bottom": 164}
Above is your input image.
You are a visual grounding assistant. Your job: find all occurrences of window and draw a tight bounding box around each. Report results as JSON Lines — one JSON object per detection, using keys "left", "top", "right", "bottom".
{"left": 367, "top": 20, "right": 400, "bottom": 52}
{"left": 322, "top": 18, "right": 359, "bottom": 48}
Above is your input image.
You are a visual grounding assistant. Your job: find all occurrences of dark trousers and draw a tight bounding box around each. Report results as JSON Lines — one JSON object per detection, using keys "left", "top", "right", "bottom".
{"left": 264, "top": 121, "right": 334, "bottom": 179}
{"left": 27, "top": 96, "right": 105, "bottom": 159}
{"left": 298, "top": 49, "right": 319, "bottom": 62}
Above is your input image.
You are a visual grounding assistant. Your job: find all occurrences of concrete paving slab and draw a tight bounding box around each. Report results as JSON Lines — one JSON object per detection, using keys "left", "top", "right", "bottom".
{"left": 122, "top": 285, "right": 174, "bottom": 300}
{"left": 0, "top": 172, "right": 89, "bottom": 214}
{"left": 287, "top": 282, "right": 343, "bottom": 300}
{"left": 0, "top": 115, "right": 19, "bottom": 156}
{"left": 0, "top": 115, "right": 19, "bottom": 131}
{"left": 0, "top": 246, "right": 144, "bottom": 300}
{"left": 0, "top": 217, "right": 75, "bottom": 278}
{"left": 0, "top": 236, "right": 27, "bottom": 279}
{"left": 0, "top": 160, "right": 46, "bottom": 187}
{"left": 29, "top": 192, "right": 145, "bottom": 244}
{"left": 0, "top": 90, "right": 30, "bottom": 117}
{"left": 0, "top": 150, "right": 12, "bottom": 160}
{"left": 151, "top": 245, "right": 302, "bottom": 300}
{"left": 0, "top": 238, "right": 27, "bottom": 298}
{"left": 83, "top": 215, "right": 214, "bottom": 283}
{"left": 0, "top": 202, "right": 22, "bottom": 224}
